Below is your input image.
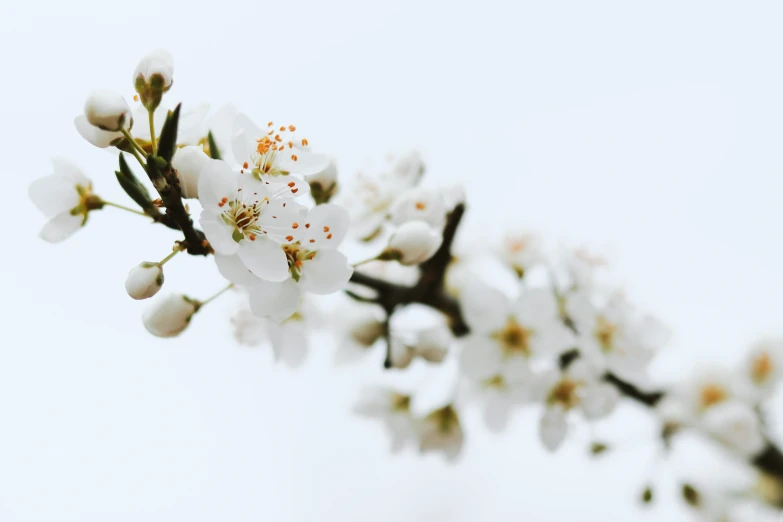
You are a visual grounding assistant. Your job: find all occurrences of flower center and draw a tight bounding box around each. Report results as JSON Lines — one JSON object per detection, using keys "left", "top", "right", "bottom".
{"left": 427, "top": 405, "right": 459, "bottom": 434}
{"left": 391, "top": 393, "right": 411, "bottom": 412}
{"left": 495, "top": 318, "right": 531, "bottom": 356}
{"left": 594, "top": 316, "right": 617, "bottom": 353}
{"left": 547, "top": 378, "right": 582, "bottom": 410}
{"left": 751, "top": 352, "right": 773, "bottom": 384}
{"left": 283, "top": 244, "right": 316, "bottom": 281}
{"left": 699, "top": 384, "right": 728, "bottom": 410}
{"left": 483, "top": 374, "right": 507, "bottom": 390}
{"left": 248, "top": 121, "right": 307, "bottom": 179}
{"left": 221, "top": 197, "right": 264, "bottom": 242}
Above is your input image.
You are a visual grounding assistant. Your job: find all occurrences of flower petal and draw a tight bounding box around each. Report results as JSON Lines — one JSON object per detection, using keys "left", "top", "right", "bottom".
{"left": 238, "top": 235, "right": 289, "bottom": 282}
{"left": 459, "top": 335, "right": 504, "bottom": 381}
{"left": 580, "top": 383, "right": 619, "bottom": 420}
{"left": 299, "top": 250, "right": 353, "bottom": 295}
{"left": 51, "top": 157, "right": 90, "bottom": 186}
{"left": 304, "top": 203, "right": 350, "bottom": 249}
{"left": 215, "top": 254, "right": 260, "bottom": 286}
{"left": 39, "top": 212, "right": 83, "bottom": 243}
{"left": 199, "top": 210, "right": 239, "bottom": 255}
{"left": 539, "top": 405, "right": 568, "bottom": 452}
{"left": 29, "top": 176, "right": 79, "bottom": 218}
{"left": 231, "top": 112, "right": 264, "bottom": 164}
{"left": 248, "top": 278, "right": 301, "bottom": 322}
{"left": 266, "top": 320, "right": 308, "bottom": 368}
{"left": 74, "top": 115, "right": 122, "bottom": 148}
{"left": 197, "top": 159, "right": 238, "bottom": 212}
{"left": 277, "top": 148, "right": 331, "bottom": 176}
{"left": 458, "top": 281, "right": 510, "bottom": 333}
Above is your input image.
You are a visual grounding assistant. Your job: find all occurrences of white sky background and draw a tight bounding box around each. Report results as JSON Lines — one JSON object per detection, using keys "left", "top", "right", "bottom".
{"left": 2, "top": 0, "right": 783, "bottom": 520}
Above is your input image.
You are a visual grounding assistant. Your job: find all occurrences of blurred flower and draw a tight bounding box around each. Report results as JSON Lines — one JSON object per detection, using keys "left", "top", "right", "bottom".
{"left": 701, "top": 400, "right": 765, "bottom": 457}
{"left": 737, "top": 338, "right": 783, "bottom": 402}
{"left": 354, "top": 387, "right": 418, "bottom": 452}
{"left": 384, "top": 220, "right": 442, "bottom": 265}
{"left": 133, "top": 49, "right": 174, "bottom": 110}
{"left": 499, "top": 230, "right": 546, "bottom": 278}
{"left": 389, "top": 186, "right": 447, "bottom": 229}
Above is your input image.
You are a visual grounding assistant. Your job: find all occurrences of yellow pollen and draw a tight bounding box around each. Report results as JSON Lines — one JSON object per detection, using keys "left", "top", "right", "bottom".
{"left": 699, "top": 384, "right": 727, "bottom": 409}
{"left": 327, "top": 233, "right": 333, "bottom": 239}
{"left": 291, "top": 154, "right": 298, "bottom": 162}
{"left": 752, "top": 352, "right": 773, "bottom": 383}
{"left": 301, "top": 138, "right": 309, "bottom": 146}
{"left": 133, "top": 94, "right": 139, "bottom": 102}
{"left": 267, "top": 121, "right": 273, "bottom": 127}
{"left": 323, "top": 226, "right": 330, "bottom": 232}
{"left": 415, "top": 202, "right": 426, "bottom": 210}
{"left": 243, "top": 162, "right": 249, "bottom": 169}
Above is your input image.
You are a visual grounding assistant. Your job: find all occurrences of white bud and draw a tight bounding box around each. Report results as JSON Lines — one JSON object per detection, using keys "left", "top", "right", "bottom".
{"left": 171, "top": 146, "right": 210, "bottom": 198}
{"left": 134, "top": 49, "right": 174, "bottom": 90}
{"left": 84, "top": 90, "right": 131, "bottom": 132}
{"left": 385, "top": 220, "right": 442, "bottom": 266}
{"left": 125, "top": 262, "right": 164, "bottom": 300}
{"left": 143, "top": 293, "right": 198, "bottom": 338}
{"left": 414, "top": 326, "right": 451, "bottom": 363}
{"left": 701, "top": 400, "right": 765, "bottom": 457}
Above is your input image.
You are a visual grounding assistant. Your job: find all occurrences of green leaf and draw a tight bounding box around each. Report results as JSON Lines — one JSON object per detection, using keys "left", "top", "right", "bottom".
{"left": 207, "top": 131, "right": 221, "bottom": 160}
{"left": 115, "top": 171, "right": 154, "bottom": 212}
{"left": 157, "top": 103, "right": 181, "bottom": 164}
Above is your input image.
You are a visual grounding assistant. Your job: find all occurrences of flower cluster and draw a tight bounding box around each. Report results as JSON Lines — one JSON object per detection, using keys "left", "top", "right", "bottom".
{"left": 30, "top": 48, "right": 783, "bottom": 519}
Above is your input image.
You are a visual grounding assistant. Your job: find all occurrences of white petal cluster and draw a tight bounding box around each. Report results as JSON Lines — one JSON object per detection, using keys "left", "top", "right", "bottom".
{"left": 29, "top": 158, "right": 94, "bottom": 243}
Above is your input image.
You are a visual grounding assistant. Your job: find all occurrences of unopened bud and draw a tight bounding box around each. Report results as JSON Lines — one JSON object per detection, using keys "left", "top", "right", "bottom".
{"left": 414, "top": 326, "right": 451, "bottom": 363}
{"left": 125, "top": 262, "right": 163, "bottom": 300}
{"left": 143, "top": 293, "right": 198, "bottom": 338}
{"left": 84, "top": 90, "right": 131, "bottom": 132}
{"left": 307, "top": 159, "right": 338, "bottom": 205}
{"left": 172, "top": 146, "right": 209, "bottom": 198}
{"left": 383, "top": 220, "right": 442, "bottom": 266}
{"left": 134, "top": 49, "right": 174, "bottom": 111}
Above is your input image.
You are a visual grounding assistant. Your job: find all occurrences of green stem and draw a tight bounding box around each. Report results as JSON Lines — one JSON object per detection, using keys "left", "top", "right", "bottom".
{"left": 148, "top": 110, "right": 157, "bottom": 156}
{"left": 159, "top": 247, "right": 183, "bottom": 266}
{"left": 199, "top": 283, "right": 234, "bottom": 307}
{"left": 352, "top": 255, "right": 381, "bottom": 268}
{"left": 120, "top": 129, "right": 147, "bottom": 171}
{"left": 102, "top": 200, "right": 148, "bottom": 217}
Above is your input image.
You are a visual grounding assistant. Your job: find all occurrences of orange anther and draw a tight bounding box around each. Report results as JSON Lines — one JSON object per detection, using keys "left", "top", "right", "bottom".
{"left": 288, "top": 181, "right": 296, "bottom": 187}
{"left": 292, "top": 222, "right": 299, "bottom": 229}
{"left": 415, "top": 202, "right": 426, "bottom": 210}
{"left": 301, "top": 138, "right": 309, "bottom": 146}
{"left": 291, "top": 154, "right": 298, "bottom": 161}
{"left": 305, "top": 223, "right": 310, "bottom": 228}
{"left": 326, "top": 233, "right": 333, "bottom": 239}
{"left": 288, "top": 141, "right": 293, "bottom": 148}
{"left": 291, "top": 188, "right": 299, "bottom": 194}
{"left": 243, "top": 162, "right": 249, "bottom": 169}
{"left": 294, "top": 260, "right": 303, "bottom": 268}
{"left": 275, "top": 134, "right": 282, "bottom": 142}
{"left": 286, "top": 235, "right": 294, "bottom": 242}
{"left": 248, "top": 233, "right": 256, "bottom": 241}
{"left": 288, "top": 125, "right": 296, "bottom": 131}
{"left": 133, "top": 94, "right": 139, "bottom": 102}
{"left": 268, "top": 121, "right": 273, "bottom": 127}
{"left": 323, "top": 226, "right": 330, "bottom": 232}
{"left": 309, "top": 239, "right": 315, "bottom": 243}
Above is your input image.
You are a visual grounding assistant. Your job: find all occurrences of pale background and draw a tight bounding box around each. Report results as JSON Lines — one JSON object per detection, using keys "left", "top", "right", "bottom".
{"left": 2, "top": 1, "right": 783, "bottom": 520}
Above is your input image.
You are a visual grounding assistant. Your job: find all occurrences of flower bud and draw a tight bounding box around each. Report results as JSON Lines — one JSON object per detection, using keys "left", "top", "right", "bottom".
{"left": 172, "top": 146, "right": 210, "bottom": 198}
{"left": 349, "top": 315, "right": 385, "bottom": 347}
{"left": 383, "top": 220, "right": 442, "bottom": 266}
{"left": 414, "top": 326, "right": 451, "bottom": 363}
{"left": 143, "top": 293, "right": 198, "bottom": 338}
{"left": 125, "top": 262, "right": 164, "bottom": 300}
{"left": 307, "top": 159, "right": 338, "bottom": 205}
{"left": 84, "top": 90, "right": 131, "bottom": 132}
{"left": 134, "top": 49, "right": 174, "bottom": 111}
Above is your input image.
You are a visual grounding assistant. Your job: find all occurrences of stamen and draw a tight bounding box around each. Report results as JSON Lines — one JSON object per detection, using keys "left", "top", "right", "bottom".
{"left": 286, "top": 235, "right": 294, "bottom": 242}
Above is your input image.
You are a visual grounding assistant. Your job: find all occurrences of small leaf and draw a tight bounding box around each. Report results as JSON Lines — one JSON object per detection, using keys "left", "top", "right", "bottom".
{"left": 157, "top": 103, "right": 181, "bottom": 163}
{"left": 641, "top": 486, "right": 653, "bottom": 504}
{"left": 207, "top": 131, "right": 221, "bottom": 160}
{"left": 682, "top": 483, "right": 700, "bottom": 507}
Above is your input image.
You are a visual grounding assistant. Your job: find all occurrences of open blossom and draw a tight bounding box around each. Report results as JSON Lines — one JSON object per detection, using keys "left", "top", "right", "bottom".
{"left": 334, "top": 302, "right": 387, "bottom": 364}
{"left": 245, "top": 203, "right": 353, "bottom": 322}
{"left": 345, "top": 150, "right": 425, "bottom": 240}
{"left": 535, "top": 360, "right": 619, "bottom": 451}
{"left": 499, "top": 230, "right": 546, "bottom": 278}
{"left": 417, "top": 403, "right": 464, "bottom": 460}
{"left": 198, "top": 159, "right": 308, "bottom": 284}
{"left": 566, "top": 291, "right": 669, "bottom": 383}
{"left": 458, "top": 282, "right": 574, "bottom": 382}
{"left": 471, "top": 358, "right": 533, "bottom": 432}
{"left": 354, "top": 387, "right": 419, "bottom": 452}
{"left": 701, "top": 400, "right": 765, "bottom": 457}
{"left": 143, "top": 293, "right": 198, "bottom": 338}
{"left": 232, "top": 298, "right": 319, "bottom": 367}
{"left": 29, "top": 158, "right": 96, "bottom": 243}
{"left": 230, "top": 113, "right": 330, "bottom": 181}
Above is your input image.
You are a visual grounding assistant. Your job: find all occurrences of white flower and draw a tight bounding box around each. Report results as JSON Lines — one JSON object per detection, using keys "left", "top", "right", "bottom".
{"left": 499, "top": 230, "right": 546, "bottom": 278}
{"left": 230, "top": 113, "right": 330, "bottom": 181}
{"left": 244, "top": 203, "right": 354, "bottom": 322}
{"left": 567, "top": 291, "right": 669, "bottom": 382}
{"left": 143, "top": 293, "right": 198, "bottom": 338}
{"left": 345, "top": 150, "right": 425, "bottom": 240}
{"left": 562, "top": 247, "right": 608, "bottom": 291}
{"left": 385, "top": 220, "right": 442, "bottom": 266}
{"left": 125, "top": 262, "right": 163, "bottom": 300}
{"left": 701, "top": 400, "right": 765, "bottom": 457}
{"left": 413, "top": 325, "right": 452, "bottom": 363}
{"left": 535, "top": 360, "right": 619, "bottom": 452}
{"left": 29, "top": 158, "right": 95, "bottom": 243}
{"left": 458, "top": 282, "right": 574, "bottom": 382}
{"left": 334, "top": 303, "right": 387, "bottom": 364}
{"left": 83, "top": 89, "right": 131, "bottom": 132}
{"left": 416, "top": 403, "right": 464, "bottom": 461}
{"left": 389, "top": 186, "right": 447, "bottom": 229}
{"left": 171, "top": 145, "right": 211, "bottom": 199}
{"left": 472, "top": 358, "right": 533, "bottom": 432}
{"left": 678, "top": 367, "right": 736, "bottom": 417}
{"left": 197, "top": 159, "right": 308, "bottom": 284}
{"left": 353, "top": 387, "right": 419, "bottom": 452}
{"left": 307, "top": 158, "right": 339, "bottom": 205}
{"left": 737, "top": 338, "right": 783, "bottom": 401}
{"left": 134, "top": 49, "right": 174, "bottom": 90}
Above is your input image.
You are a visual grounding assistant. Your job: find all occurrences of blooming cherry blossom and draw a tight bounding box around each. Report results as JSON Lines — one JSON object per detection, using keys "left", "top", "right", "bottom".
{"left": 499, "top": 230, "right": 546, "bottom": 278}
{"left": 29, "top": 158, "right": 97, "bottom": 243}
{"left": 458, "top": 282, "right": 574, "bottom": 382}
